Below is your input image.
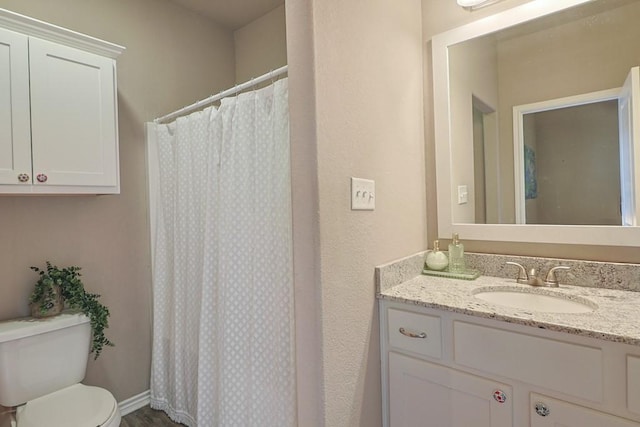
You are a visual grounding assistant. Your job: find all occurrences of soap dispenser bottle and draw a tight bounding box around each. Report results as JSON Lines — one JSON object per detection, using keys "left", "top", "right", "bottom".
{"left": 425, "top": 240, "right": 448, "bottom": 271}
{"left": 448, "top": 233, "right": 465, "bottom": 273}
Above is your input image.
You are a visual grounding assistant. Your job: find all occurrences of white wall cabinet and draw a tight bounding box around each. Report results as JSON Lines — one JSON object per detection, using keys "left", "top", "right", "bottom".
{"left": 380, "top": 300, "right": 640, "bottom": 427}
{"left": 0, "top": 27, "right": 30, "bottom": 186}
{"left": 0, "top": 9, "right": 124, "bottom": 194}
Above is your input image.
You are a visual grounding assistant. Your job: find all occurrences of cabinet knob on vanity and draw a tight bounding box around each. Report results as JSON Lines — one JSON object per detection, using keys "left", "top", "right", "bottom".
{"left": 17, "top": 173, "right": 29, "bottom": 183}
{"left": 492, "top": 389, "right": 507, "bottom": 403}
{"left": 535, "top": 402, "right": 550, "bottom": 417}
{"left": 36, "top": 173, "right": 48, "bottom": 183}
{"left": 399, "top": 327, "right": 427, "bottom": 339}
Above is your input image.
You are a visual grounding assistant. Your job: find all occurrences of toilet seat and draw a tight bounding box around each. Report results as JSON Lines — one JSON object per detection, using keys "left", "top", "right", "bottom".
{"left": 15, "top": 383, "right": 121, "bottom": 427}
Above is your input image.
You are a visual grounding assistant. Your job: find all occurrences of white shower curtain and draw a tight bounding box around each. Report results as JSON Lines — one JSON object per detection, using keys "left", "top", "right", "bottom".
{"left": 148, "top": 79, "right": 295, "bottom": 427}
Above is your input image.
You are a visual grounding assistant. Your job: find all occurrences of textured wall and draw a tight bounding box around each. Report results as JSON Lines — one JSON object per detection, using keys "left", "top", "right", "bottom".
{"left": 234, "top": 4, "right": 287, "bottom": 83}
{"left": 448, "top": 36, "right": 498, "bottom": 224}
{"left": 285, "top": 0, "right": 324, "bottom": 423}
{"left": 309, "top": 0, "right": 426, "bottom": 424}
{"left": 0, "top": 0, "right": 235, "bottom": 401}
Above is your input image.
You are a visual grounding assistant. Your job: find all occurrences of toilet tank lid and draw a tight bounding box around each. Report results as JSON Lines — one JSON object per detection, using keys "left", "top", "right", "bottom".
{"left": 0, "top": 312, "right": 89, "bottom": 343}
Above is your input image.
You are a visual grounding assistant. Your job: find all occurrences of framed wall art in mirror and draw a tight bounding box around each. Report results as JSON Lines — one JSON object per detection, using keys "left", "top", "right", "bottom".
{"left": 432, "top": 0, "right": 640, "bottom": 246}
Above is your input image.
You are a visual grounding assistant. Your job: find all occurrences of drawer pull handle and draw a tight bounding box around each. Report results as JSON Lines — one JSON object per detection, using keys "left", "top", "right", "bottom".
{"left": 399, "top": 327, "right": 427, "bottom": 339}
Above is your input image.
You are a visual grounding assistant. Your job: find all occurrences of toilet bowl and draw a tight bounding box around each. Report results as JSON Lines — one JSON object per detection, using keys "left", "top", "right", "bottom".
{"left": 0, "top": 313, "right": 120, "bottom": 427}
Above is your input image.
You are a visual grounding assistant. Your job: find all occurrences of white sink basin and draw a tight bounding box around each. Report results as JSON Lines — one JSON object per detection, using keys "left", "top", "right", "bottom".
{"left": 473, "top": 287, "right": 597, "bottom": 314}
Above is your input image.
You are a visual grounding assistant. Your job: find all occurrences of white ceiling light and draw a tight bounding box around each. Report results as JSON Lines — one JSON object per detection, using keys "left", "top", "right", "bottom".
{"left": 457, "top": 0, "right": 504, "bottom": 10}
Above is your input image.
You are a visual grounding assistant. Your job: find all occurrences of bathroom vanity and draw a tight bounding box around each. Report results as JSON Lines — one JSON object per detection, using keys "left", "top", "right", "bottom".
{"left": 394, "top": 0, "right": 640, "bottom": 423}
{"left": 377, "top": 254, "right": 640, "bottom": 427}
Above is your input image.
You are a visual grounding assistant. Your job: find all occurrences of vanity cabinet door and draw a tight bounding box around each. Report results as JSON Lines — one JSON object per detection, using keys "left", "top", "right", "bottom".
{"left": 530, "top": 394, "right": 639, "bottom": 427}
{"left": 389, "top": 352, "right": 513, "bottom": 427}
{"left": 28, "top": 37, "right": 118, "bottom": 189}
{"left": 0, "top": 27, "right": 31, "bottom": 186}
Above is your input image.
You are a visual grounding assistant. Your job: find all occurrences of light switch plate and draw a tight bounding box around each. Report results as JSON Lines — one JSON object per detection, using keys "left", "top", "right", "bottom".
{"left": 457, "top": 185, "right": 468, "bottom": 204}
{"left": 351, "top": 177, "right": 375, "bottom": 210}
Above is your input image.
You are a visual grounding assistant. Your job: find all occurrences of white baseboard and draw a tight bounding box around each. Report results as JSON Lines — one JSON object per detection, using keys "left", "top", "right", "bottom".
{"left": 118, "top": 389, "right": 150, "bottom": 416}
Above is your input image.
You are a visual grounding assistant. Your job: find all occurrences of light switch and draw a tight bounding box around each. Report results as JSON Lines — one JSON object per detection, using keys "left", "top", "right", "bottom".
{"left": 351, "top": 177, "right": 375, "bottom": 210}
{"left": 457, "top": 185, "right": 468, "bottom": 205}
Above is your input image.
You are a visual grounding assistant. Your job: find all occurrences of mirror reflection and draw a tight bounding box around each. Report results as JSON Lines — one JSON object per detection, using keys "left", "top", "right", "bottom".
{"left": 448, "top": 0, "right": 640, "bottom": 226}
{"left": 520, "top": 98, "right": 620, "bottom": 225}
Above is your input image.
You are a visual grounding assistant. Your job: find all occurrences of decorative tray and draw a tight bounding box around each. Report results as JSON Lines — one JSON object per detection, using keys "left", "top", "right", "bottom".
{"left": 421, "top": 267, "right": 481, "bottom": 280}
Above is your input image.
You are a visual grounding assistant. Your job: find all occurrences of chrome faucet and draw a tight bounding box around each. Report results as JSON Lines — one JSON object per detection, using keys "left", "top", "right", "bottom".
{"left": 544, "top": 265, "right": 571, "bottom": 287}
{"left": 505, "top": 262, "right": 570, "bottom": 288}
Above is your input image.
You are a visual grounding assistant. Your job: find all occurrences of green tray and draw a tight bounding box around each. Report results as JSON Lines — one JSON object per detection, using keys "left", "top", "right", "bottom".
{"left": 422, "top": 267, "right": 481, "bottom": 280}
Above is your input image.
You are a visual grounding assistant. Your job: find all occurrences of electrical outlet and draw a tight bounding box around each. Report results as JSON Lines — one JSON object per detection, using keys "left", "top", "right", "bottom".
{"left": 351, "top": 177, "right": 375, "bottom": 210}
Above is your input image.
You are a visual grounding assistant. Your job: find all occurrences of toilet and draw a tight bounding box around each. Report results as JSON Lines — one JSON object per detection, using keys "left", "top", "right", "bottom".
{"left": 0, "top": 312, "right": 121, "bottom": 427}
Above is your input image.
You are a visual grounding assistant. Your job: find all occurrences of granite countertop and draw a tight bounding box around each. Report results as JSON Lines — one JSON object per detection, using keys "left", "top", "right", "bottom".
{"left": 378, "top": 274, "right": 640, "bottom": 345}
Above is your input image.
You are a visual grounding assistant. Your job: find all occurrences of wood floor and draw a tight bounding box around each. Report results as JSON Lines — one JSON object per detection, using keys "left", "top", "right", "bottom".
{"left": 121, "top": 406, "right": 185, "bottom": 426}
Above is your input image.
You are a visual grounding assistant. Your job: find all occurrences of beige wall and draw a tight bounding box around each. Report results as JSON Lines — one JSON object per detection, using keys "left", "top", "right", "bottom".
{"left": 285, "top": 0, "right": 324, "bottom": 423}
{"left": 424, "top": 0, "right": 640, "bottom": 263}
{"left": 449, "top": 36, "right": 498, "bottom": 223}
{"left": 307, "top": 0, "right": 426, "bottom": 425}
{"left": 234, "top": 4, "right": 287, "bottom": 83}
{"left": 289, "top": 0, "right": 429, "bottom": 425}
{"left": 533, "top": 102, "right": 620, "bottom": 225}
{"left": 0, "top": 0, "right": 235, "bottom": 401}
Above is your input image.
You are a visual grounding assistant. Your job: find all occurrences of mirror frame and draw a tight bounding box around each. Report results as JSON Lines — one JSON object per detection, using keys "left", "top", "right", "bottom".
{"left": 432, "top": 0, "right": 640, "bottom": 246}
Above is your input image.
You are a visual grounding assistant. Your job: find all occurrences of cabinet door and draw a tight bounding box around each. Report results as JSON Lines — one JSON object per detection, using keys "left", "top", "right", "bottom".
{"left": 0, "top": 27, "right": 31, "bottom": 185}
{"left": 389, "top": 352, "right": 513, "bottom": 427}
{"left": 531, "top": 394, "right": 639, "bottom": 427}
{"left": 28, "top": 37, "right": 118, "bottom": 188}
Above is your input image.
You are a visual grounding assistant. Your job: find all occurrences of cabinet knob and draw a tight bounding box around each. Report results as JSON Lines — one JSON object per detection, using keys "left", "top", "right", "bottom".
{"left": 493, "top": 389, "right": 507, "bottom": 403}
{"left": 534, "top": 402, "right": 550, "bottom": 417}
{"left": 36, "top": 173, "right": 48, "bottom": 183}
{"left": 17, "top": 173, "right": 30, "bottom": 183}
{"left": 399, "top": 327, "right": 427, "bottom": 339}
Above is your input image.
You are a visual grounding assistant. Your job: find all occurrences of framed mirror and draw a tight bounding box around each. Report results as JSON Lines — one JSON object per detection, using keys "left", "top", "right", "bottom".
{"left": 433, "top": 0, "right": 640, "bottom": 246}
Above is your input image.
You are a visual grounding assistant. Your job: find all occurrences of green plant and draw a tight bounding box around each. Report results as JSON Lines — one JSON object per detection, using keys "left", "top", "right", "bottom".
{"left": 30, "top": 261, "right": 114, "bottom": 359}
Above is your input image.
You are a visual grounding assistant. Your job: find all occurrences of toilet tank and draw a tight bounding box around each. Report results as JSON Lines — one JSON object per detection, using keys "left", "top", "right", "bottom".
{"left": 0, "top": 312, "right": 91, "bottom": 407}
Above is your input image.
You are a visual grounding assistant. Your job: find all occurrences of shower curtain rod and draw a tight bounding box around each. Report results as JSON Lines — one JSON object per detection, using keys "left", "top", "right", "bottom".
{"left": 153, "top": 65, "right": 288, "bottom": 124}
